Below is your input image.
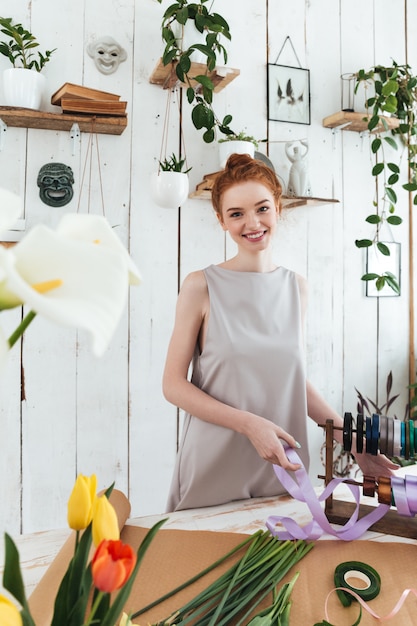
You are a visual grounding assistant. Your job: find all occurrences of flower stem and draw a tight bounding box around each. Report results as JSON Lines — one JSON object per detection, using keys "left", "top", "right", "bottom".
{"left": 83, "top": 590, "right": 105, "bottom": 626}
{"left": 8, "top": 310, "right": 37, "bottom": 348}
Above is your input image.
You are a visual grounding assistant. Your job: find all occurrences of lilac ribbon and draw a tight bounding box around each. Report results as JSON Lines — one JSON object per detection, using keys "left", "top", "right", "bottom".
{"left": 266, "top": 446, "right": 390, "bottom": 541}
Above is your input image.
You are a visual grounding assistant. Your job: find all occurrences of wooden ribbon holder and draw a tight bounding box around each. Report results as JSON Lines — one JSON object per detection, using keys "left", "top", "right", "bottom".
{"left": 320, "top": 419, "right": 417, "bottom": 539}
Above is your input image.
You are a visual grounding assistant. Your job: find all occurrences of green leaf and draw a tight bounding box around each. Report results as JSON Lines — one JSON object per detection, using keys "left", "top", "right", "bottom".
{"left": 377, "top": 241, "right": 390, "bottom": 256}
{"left": 203, "top": 128, "right": 215, "bottom": 143}
{"left": 385, "top": 187, "right": 397, "bottom": 203}
{"left": 365, "top": 214, "right": 381, "bottom": 224}
{"left": 176, "top": 6, "right": 189, "bottom": 25}
{"left": 384, "top": 272, "right": 400, "bottom": 295}
{"left": 3, "top": 534, "right": 31, "bottom": 616}
{"left": 372, "top": 162, "right": 384, "bottom": 176}
{"left": 355, "top": 239, "right": 372, "bottom": 248}
{"left": 374, "top": 276, "right": 385, "bottom": 290}
{"left": 388, "top": 173, "right": 399, "bottom": 185}
{"left": 361, "top": 273, "right": 380, "bottom": 281}
{"left": 384, "top": 136, "right": 398, "bottom": 149}
{"left": 186, "top": 86, "right": 195, "bottom": 103}
{"left": 368, "top": 114, "right": 380, "bottom": 131}
{"left": 178, "top": 53, "right": 191, "bottom": 74}
{"left": 193, "top": 74, "right": 214, "bottom": 90}
{"left": 387, "top": 162, "right": 400, "bottom": 173}
{"left": 371, "top": 137, "right": 381, "bottom": 153}
{"left": 387, "top": 215, "right": 402, "bottom": 225}
{"left": 403, "top": 182, "right": 417, "bottom": 191}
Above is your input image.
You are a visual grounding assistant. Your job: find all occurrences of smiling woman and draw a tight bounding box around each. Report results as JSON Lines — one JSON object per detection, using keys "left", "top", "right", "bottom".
{"left": 161, "top": 153, "right": 397, "bottom": 513}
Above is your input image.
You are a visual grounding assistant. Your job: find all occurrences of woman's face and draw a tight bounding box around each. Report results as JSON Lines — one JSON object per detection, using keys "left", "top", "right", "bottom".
{"left": 217, "top": 180, "right": 280, "bottom": 251}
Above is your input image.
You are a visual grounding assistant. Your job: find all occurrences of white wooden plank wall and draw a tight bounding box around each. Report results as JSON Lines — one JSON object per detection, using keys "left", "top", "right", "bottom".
{"left": 0, "top": 0, "right": 414, "bottom": 533}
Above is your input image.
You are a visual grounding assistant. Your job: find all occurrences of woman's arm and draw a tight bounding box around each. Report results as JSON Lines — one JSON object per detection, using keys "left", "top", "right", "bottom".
{"left": 162, "top": 270, "right": 302, "bottom": 470}
{"left": 298, "top": 274, "right": 397, "bottom": 478}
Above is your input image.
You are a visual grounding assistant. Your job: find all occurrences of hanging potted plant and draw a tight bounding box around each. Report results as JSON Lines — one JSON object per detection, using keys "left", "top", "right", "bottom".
{"left": 150, "top": 152, "right": 192, "bottom": 208}
{"left": 354, "top": 61, "right": 417, "bottom": 294}
{"left": 0, "top": 16, "right": 56, "bottom": 109}
{"left": 156, "top": 0, "right": 235, "bottom": 143}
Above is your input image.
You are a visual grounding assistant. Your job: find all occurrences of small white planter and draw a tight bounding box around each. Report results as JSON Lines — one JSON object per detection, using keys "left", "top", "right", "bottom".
{"left": 172, "top": 22, "right": 218, "bottom": 64}
{"left": 150, "top": 171, "right": 189, "bottom": 208}
{"left": 218, "top": 140, "right": 255, "bottom": 169}
{"left": 3, "top": 68, "right": 46, "bottom": 109}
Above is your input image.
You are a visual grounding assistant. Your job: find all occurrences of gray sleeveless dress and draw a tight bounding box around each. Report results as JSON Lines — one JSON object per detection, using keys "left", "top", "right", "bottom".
{"left": 166, "top": 264, "right": 309, "bottom": 512}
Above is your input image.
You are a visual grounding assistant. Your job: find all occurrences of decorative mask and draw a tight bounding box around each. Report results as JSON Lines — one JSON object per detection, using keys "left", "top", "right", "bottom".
{"left": 37, "top": 163, "right": 74, "bottom": 207}
{"left": 87, "top": 36, "right": 127, "bottom": 75}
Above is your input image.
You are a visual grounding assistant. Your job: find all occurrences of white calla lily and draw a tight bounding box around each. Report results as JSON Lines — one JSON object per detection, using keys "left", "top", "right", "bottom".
{"left": 56, "top": 213, "right": 142, "bottom": 285}
{"left": 0, "top": 224, "right": 130, "bottom": 356}
{"left": 0, "top": 188, "right": 22, "bottom": 235}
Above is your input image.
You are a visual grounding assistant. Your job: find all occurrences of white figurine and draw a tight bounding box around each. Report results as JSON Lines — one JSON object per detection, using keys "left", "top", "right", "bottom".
{"left": 285, "top": 140, "right": 312, "bottom": 197}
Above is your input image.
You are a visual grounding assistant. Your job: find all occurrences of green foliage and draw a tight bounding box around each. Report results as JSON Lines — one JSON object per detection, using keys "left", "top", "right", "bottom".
{"left": 218, "top": 131, "right": 261, "bottom": 148}
{"left": 354, "top": 61, "right": 417, "bottom": 293}
{"left": 159, "top": 152, "right": 192, "bottom": 173}
{"left": 0, "top": 17, "right": 56, "bottom": 71}
{"left": 156, "top": 0, "right": 235, "bottom": 142}
{"left": 355, "top": 370, "right": 417, "bottom": 467}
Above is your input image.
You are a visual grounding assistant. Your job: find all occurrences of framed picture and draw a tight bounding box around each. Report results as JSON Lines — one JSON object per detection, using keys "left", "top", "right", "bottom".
{"left": 267, "top": 64, "right": 311, "bottom": 125}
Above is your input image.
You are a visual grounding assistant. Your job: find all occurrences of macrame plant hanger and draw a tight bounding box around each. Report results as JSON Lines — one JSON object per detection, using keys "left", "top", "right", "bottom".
{"left": 77, "top": 119, "right": 106, "bottom": 217}
{"left": 158, "top": 86, "right": 189, "bottom": 172}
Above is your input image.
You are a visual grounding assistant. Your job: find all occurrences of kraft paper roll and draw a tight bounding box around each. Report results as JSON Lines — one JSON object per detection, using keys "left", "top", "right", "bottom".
{"left": 28, "top": 488, "right": 131, "bottom": 626}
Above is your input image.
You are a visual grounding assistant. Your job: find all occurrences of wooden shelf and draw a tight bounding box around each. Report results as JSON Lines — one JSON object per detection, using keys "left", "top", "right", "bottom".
{"left": 149, "top": 58, "right": 240, "bottom": 93}
{"left": 189, "top": 171, "right": 339, "bottom": 208}
{"left": 323, "top": 110, "right": 400, "bottom": 133}
{"left": 0, "top": 106, "right": 127, "bottom": 135}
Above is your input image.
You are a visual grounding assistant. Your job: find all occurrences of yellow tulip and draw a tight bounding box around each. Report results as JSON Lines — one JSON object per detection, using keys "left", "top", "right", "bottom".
{"left": 67, "top": 474, "right": 97, "bottom": 531}
{"left": 0, "top": 594, "right": 22, "bottom": 626}
{"left": 92, "top": 494, "right": 119, "bottom": 546}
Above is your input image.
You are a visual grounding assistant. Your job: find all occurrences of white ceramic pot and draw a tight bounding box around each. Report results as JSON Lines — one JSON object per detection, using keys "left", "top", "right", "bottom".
{"left": 218, "top": 140, "right": 255, "bottom": 169}
{"left": 3, "top": 68, "right": 46, "bottom": 109}
{"left": 172, "top": 22, "right": 208, "bottom": 64}
{"left": 150, "top": 171, "right": 189, "bottom": 208}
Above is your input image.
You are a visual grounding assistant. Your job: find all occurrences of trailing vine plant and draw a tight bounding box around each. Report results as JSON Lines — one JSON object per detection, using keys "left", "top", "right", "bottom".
{"left": 354, "top": 61, "right": 417, "bottom": 294}
{"left": 156, "top": 0, "right": 236, "bottom": 142}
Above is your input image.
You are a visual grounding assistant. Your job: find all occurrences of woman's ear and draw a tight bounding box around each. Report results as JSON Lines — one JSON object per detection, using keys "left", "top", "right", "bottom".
{"left": 216, "top": 211, "right": 228, "bottom": 231}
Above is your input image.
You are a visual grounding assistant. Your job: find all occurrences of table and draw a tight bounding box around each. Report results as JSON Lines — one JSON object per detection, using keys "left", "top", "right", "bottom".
{"left": 3, "top": 466, "right": 417, "bottom": 598}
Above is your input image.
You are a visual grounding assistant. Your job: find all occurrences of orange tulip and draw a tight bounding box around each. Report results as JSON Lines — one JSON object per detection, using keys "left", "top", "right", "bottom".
{"left": 91, "top": 539, "right": 137, "bottom": 593}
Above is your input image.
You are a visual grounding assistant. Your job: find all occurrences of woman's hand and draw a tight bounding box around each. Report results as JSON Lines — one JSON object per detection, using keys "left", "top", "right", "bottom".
{"left": 353, "top": 450, "right": 399, "bottom": 479}
{"left": 244, "top": 415, "right": 302, "bottom": 471}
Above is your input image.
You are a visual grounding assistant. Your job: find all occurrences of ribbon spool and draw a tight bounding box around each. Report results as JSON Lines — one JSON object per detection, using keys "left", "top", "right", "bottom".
{"left": 334, "top": 561, "right": 381, "bottom": 607}
{"left": 342, "top": 412, "right": 416, "bottom": 461}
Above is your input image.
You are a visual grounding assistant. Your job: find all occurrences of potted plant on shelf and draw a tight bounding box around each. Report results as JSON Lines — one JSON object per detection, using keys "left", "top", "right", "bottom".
{"left": 0, "top": 16, "right": 56, "bottom": 109}
{"left": 156, "top": 0, "right": 234, "bottom": 143}
{"left": 354, "top": 61, "right": 417, "bottom": 295}
{"left": 218, "top": 131, "right": 261, "bottom": 168}
{"left": 150, "top": 152, "right": 192, "bottom": 208}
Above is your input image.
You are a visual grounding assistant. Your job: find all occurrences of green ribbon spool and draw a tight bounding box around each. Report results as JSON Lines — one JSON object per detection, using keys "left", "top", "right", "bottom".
{"left": 334, "top": 561, "right": 381, "bottom": 607}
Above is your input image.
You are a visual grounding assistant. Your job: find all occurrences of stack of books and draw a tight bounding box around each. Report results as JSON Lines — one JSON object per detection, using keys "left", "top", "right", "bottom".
{"left": 51, "top": 83, "right": 127, "bottom": 117}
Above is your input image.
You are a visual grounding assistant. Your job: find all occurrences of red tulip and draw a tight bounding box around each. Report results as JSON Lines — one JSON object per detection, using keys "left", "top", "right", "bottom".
{"left": 91, "top": 539, "right": 137, "bottom": 593}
